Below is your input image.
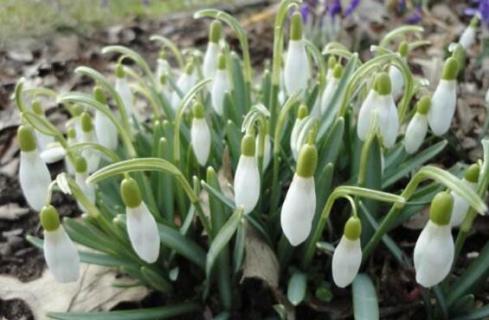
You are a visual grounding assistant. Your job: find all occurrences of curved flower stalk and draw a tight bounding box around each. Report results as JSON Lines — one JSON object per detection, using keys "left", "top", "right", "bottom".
{"left": 41, "top": 205, "right": 80, "bottom": 283}
{"left": 93, "top": 87, "right": 118, "bottom": 151}
{"left": 291, "top": 104, "right": 309, "bottom": 161}
{"left": 450, "top": 164, "right": 480, "bottom": 227}
{"left": 284, "top": 12, "right": 310, "bottom": 97}
{"left": 320, "top": 63, "right": 343, "bottom": 115}
{"left": 357, "top": 72, "right": 399, "bottom": 148}
{"left": 202, "top": 20, "right": 222, "bottom": 80}
{"left": 234, "top": 133, "right": 260, "bottom": 214}
{"left": 18, "top": 125, "right": 52, "bottom": 211}
{"left": 121, "top": 177, "right": 160, "bottom": 263}
{"left": 427, "top": 57, "right": 459, "bottom": 136}
{"left": 74, "top": 157, "right": 95, "bottom": 211}
{"left": 332, "top": 216, "right": 362, "bottom": 288}
{"left": 191, "top": 102, "right": 211, "bottom": 166}
{"left": 211, "top": 53, "right": 230, "bottom": 115}
{"left": 171, "top": 62, "right": 197, "bottom": 110}
{"left": 281, "top": 143, "right": 317, "bottom": 246}
{"left": 404, "top": 95, "right": 430, "bottom": 154}
{"left": 389, "top": 41, "right": 408, "bottom": 99}
{"left": 114, "top": 64, "right": 135, "bottom": 119}
{"left": 414, "top": 191, "right": 454, "bottom": 288}
{"left": 459, "top": 17, "right": 479, "bottom": 50}
{"left": 79, "top": 112, "right": 100, "bottom": 173}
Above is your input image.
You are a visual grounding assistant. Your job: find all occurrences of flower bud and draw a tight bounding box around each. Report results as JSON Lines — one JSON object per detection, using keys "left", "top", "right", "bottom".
{"left": 450, "top": 164, "right": 480, "bottom": 227}
{"left": 203, "top": 21, "right": 222, "bottom": 80}
{"left": 332, "top": 216, "right": 362, "bottom": 288}
{"left": 284, "top": 13, "right": 309, "bottom": 96}
{"left": 234, "top": 134, "right": 260, "bottom": 214}
{"left": 191, "top": 102, "right": 211, "bottom": 166}
{"left": 93, "top": 88, "right": 118, "bottom": 151}
{"left": 459, "top": 17, "right": 478, "bottom": 50}
{"left": 320, "top": 64, "right": 342, "bottom": 115}
{"left": 290, "top": 11, "right": 303, "bottom": 41}
{"left": 211, "top": 53, "right": 230, "bottom": 115}
{"left": 115, "top": 69, "right": 134, "bottom": 117}
{"left": 404, "top": 97, "right": 430, "bottom": 154}
{"left": 121, "top": 177, "right": 142, "bottom": 208}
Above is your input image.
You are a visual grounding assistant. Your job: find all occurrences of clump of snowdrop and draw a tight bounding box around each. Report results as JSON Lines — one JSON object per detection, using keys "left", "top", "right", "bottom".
{"left": 234, "top": 133, "right": 260, "bottom": 214}
{"left": 281, "top": 143, "right": 317, "bottom": 246}
{"left": 203, "top": 20, "right": 222, "bottom": 80}
{"left": 332, "top": 216, "right": 362, "bottom": 288}
{"left": 414, "top": 191, "right": 454, "bottom": 288}
{"left": 191, "top": 102, "right": 211, "bottom": 166}
{"left": 121, "top": 177, "right": 160, "bottom": 263}
{"left": 404, "top": 95, "right": 430, "bottom": 154}
{"left": 450, "top": 163, "right": 480, "bottom": 227}
{"left": 459, "top": 17, "right": 479, "bottom": 50}
{"left": 18, "top": 125, "right": 52, "bottom": 211}
{"left": 41, "top": 205, "right": 80, "bottom": 283}
{"left": 211, "top": 53, "right": 230, "bottom": 115}
{"left": 389, "top": 41, "right": 408, "bottom": 99}
{"left": 427, "top": 57, "right": 459, "bottom": 136}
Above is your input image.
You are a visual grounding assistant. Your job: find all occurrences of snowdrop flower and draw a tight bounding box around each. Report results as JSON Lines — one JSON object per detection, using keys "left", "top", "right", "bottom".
{"left": 75, "top": 157, "right": 95, "bottom": 211}
{"left": 427, "top": 57, "right": 459, "bottom": 136}
{"left": 31, "top": 100, "right": 54, "bottom": 152}
{"left": 291, "top": 104, "right": 309, "bottom": 161}
{"left": 284, "top": 12, "right": 310, "bottom": 96}
{"left": 414, "top": 192, "right": 454, "bottom": 288}
{"left": 332, "top": 216, "right": 362, "bottom": 288}
{"left": 41, "top": 205, "right": 80, "bottom": 283}
{"left": 450, "top": 164, "right": 480, "bottom": 227}
{"left": 234, "top": 134, "right": 260, "bottom": 214}
{"left": 211, "top": 53, "right": 230, "bottom": 115}
{"left": 115, "top": 64, "right": 134, "bottom": 118}
{"left": 203, "top": 20, "right": 222, "bottom": 80}
{"left": 459, "top": 17, "right": 478, "bottom": 50}
{"left": 93, "top": 87, "right": 118, "bottom": 150}
{"left": 191, "top": 102, "right": 211, "bottom": 166}
{"left": 389, "top": 41, "right": 408, "bottom": 99}
{"left": 155, "top": 51, "right": 171, "bottom": 95}
{"left": 311, "top": 56, "right": 337, "bottom": 117}
{"left": 171, "top": 62, "right": 197, "bottom": 110}
{"left": 320, "top": 63, "right": 342, "bottom": 115}
{"left": 404, "top": 96, "right": 430, "bottom": 154}
{"left": 79, "top": 112, "right": 100, "bottom": 173}
{"left": 256, "top": 133, "right": 272, "bottom": 170}
{"left": 281, "top": 143, "right": 317, "bottom": 246}
{"left": 357, "top": 73, "right": 399, "bottom": 148}
{"left": 121, "top": 177, "right": 160, "bottom": 263}
{"left": 18, "top": 126, "right": 52, "bottom": 211}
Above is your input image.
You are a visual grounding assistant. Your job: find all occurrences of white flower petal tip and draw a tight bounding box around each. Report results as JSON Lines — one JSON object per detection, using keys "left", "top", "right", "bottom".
{"left": 211, "top": 70, "right": 230, "bottom": 115}
{"left": 280, "top": 175, "right": 316, "bottom": 246}
{"left": 450, "top": 180, "right": 477, "bottom": 227}
{"left": 389, "top": 65, "right": 404, "bottom": 98}
{"left": 459, "top": 26, "right": 476, "bottom": 50}
{"left": 404, "top": 113, "right": 428, "bottom": 154}
{"left": 234, "top": 155, "right": 260, "bottom": 214}
{"left": 203, "top": 42, "right": 219, "bottom": 80}
{"left": 414, "top": 221, "right": 454, "bottom": 288}
{"left": 115, "top": 77, "right": 134, "bottom": 117}
{"left": 332, "top": 236, "right": 362, "bottom": 288}
{"left": 191, "top": 118, "right": 211, "bottom": 166}
{"left": 427, "top": 80, "right": 457, "bottom": 136}
{"left": 257, "top": 135, "right": 272, "bottom": 170}
{"left": 284, "top": 40, "right": 310, "bottom": 96}
{"left": 127, "top": 203, "right": 161, "bottom": 263}
{"left": 44, "top": 226, "right": 80, "bottom": 283}
{"left": 40, "top": 145, "right": 66, "bottom": 164}
{"left": 95, "top": 111, "right": 118, "bottom": 150}
{"left": 19, "top": 150, "right": 52, "bottom": 211}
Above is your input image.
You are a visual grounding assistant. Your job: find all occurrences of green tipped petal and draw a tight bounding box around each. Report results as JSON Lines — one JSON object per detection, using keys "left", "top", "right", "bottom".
{"left": 464, "top": 163, "right": 480, "bottom": 183}
{"left": 429, "top": 192, "right": 453, "bottom": 226}
{"left": 290, "top": 11, "right": 303, "bottom": 41}
{"left": 344, "top": 216, "right": 362, "bottom": 241}
{"left": 441, "top": 57, "right": 459, "bottom": 80}
{"left": 120, "top": 177, "right": 142, "bottom": 208}
{"left": 40, "top": 205, "right": 60, "bottom": 232}
{"left": 80, "top": 112, "right": 93, "bottom": 133}
{"left": 17, "top": 125, "right": 37, "bottom": 152}
{"left": 416, "top": 95, "right": 431, "bottom": 115}
{"left": 374, "top": 72, "right": 392, "bottom": 95}
{"left": 241, "top": 134, "right": 256, "bottom": 157}
{"left": 296, "top": 144, "right": 317, "bottom": 178}
{"left": 209, "top": 20, "right": 222, "bottom": 43}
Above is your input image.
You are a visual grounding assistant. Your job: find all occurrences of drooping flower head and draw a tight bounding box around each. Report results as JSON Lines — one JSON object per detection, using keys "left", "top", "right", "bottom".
{"left": 203, "top": 20, "right": 223, "bottom": 80}
{"left": 191, "top": 101, "right": 211, "bottom": 166}
{"left": 332, "top": 216, "right": 362, "bottom": 288}
{"left": 211, "top": 52, "right": 230, "bottom": 115}
{"left": 234, "top": 134, "right": 260, "bottom": 214}
{"left": 93, "top": 86, "right": 118, "bottom": 151}
{"left": 450, "top": 163, "right": 480, "bottom": 227}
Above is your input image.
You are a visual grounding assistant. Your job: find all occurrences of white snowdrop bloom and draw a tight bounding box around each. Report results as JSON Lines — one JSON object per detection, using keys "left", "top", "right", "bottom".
{"left": 450, "top": 164, "right": 480, "bottom": 227}
{"left": 284, "top": 12, "right": 310, "bottom": 96}
{"left": 459, "top": 18, "right": 478, "bottom": 50}
{"left": 41, "top": 205, "right": 80, "bottom": 283}
{"left": 202, "top": 20, "right": 222, "bottom": 80}
{"left": 427, "top": 57, "right": 459, "bottom": 136}
{"left": 31, "top": 101, "right": 55, "bottom": 152}
{"left": 234, "top": 134, "right": 260, "bottom": 214}
{"left": 18, "top": 126, "right": 52, "bottom": 211}
{"left": 290, "top": 105, "right": 309, "bottom": 161}
{"left": 79, "top": 112, "right": 100, "bottom": 173}
{"left": 171, "top": 63, "right": 197, "bottom": 110}
{"left": 256, "top": 134, "right": 272, "bottom": 170}
{"left": 332, "top": 217, "right": 362, "bottom": 288}
{"left": 155, "top": 54, "right": 171, "bottom": 96}
{"left": 357, "top": 90, "right": 378, "bottom": 141}
{"left": 404, "top": 96, "right": 430, "bottom": 154}
{"left": 281, "top": 144, "right": 317, "bottom": 246}
{"left": 115, "top": 66, "right": 134, "bottom": 118}
{"left": 93, "top": 87, "right": 118, "bottom": 151}
{"left": 414, "top": 192, "right": 454, "bottom": 288}
{"left": 40, "top": 143, "right": 66, "bottom": 164}
{"left": 320, "top": 64, "right": 342, "bottom": 115}
{"left": 211, "top": 54, "right": 230, "bottom": 115}
{"left": 74, "top": 157, "right": 95, "bottom": 211}
{"left": 191, "top": 102, "right": 211, "bottom": 166}
{"left": 121, "top": 178, "right": 160, "bottom": 263}
{"left": 389, "top": 65, "right": 403, "bottom": 99}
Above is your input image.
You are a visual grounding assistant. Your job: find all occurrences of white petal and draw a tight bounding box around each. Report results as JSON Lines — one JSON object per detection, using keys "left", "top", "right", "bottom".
{"left": 19, "top": 150, "right": 52, "bottom": 211}
{"left": 414, "top": 221, "right": 454, "bottom": 287}
{"left": 332, "top": 236, "right": 362, "bottom": 288}
{"left": 127, "top": 202, "right": 161, "bottom": 263}
{"left": 284, "top": 40, "right": 310, "bottom": 96}
{"left": 290, "top": 120, "right": 302, "bottom": 160}
{"left": 357, "top": 90, "right": 378, "bottom": 141}
{"left": 76, "top": 172, "right": 95, "bottom": 211}
{"left": 191, "top": 118, "right": 211, "bottom": 166}
{"left": 427, "top": 80, "right": 457, "bottom": 136}
{"left": 459, "top": 26, "right": 476, "bottom": 50}
{"left": 115, "top": 77, "right": 134, "bottom": 117}
{"left": 171, "top": 73, "right": 196, "bottom": 110}
{"left": 95, "top": 110, "right": 118, "bottom": 150}
{"left": 378, "top": 94, "right": 399, "bottom": 148}
{"left": 389, "top": 64, "right": 404, "bottom": 99}
{"left": 40, "top": 144, "right": 66, "bottom": 164}
{"left": 450, "top": 179, "right": 477, "bottom": 227}
{"left": 263, "top": 135, "right": 272, "bottom": 169}
{"left": 211, "top": 70, "right": 230, "bottom": 115}
{"left": 36, "top": 131, "right": 55, "bottom": 151}
{"left": 280, "top": 175, "right": 316, "bottom": 246}
{"left": 320, "top": 78, "right": 338, "bottom": 115}
{"left": 44, "top": 226, "right": 80, "bottom": 283}
{"left": 234, "top": 155, "right": 260, "bottom": 214}
{"left": 203, "top": 42, "right": 219, "bottom": 79}
{"left": 80, "top": 131, "right": 100, "bottom": 173}
{"left": 404, "top": 113, "right": 428, "bottom": 154}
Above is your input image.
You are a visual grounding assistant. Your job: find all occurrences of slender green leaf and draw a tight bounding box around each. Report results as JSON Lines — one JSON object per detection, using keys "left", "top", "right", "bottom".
{"left": 452, "top": 305, "right": 489, "bottom": 320}
{"left": 140, "top": 267, "right": 172, "bottom": 293}
{"left": 352, "top": 274, "right": 379, "bottom": 320}
{"left": 287, "top": 272, "right": 307, "bottom": 306}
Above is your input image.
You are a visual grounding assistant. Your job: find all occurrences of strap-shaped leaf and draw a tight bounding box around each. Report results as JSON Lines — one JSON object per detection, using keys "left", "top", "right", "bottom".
{"left": 287, "top": 272, "right": 307, "bottom": 306}
{"left": 352, "top": 274, "right": 379, "bottom": 320}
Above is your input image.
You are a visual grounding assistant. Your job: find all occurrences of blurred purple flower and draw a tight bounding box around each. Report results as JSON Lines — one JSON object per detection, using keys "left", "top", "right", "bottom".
{"left": 300, "top": 3, "right": 311, "bottom": 23}
{"left": 344, "top": 0, "right": 361, "bottom": 17}
{"left": 405, "top": 6, "right": 422, "bottom": 24}
{"left": 100, "top": 0, "right": 109, "bottom": 8}
{"left": 328, "top": 0, "right": 342, "bottom": 17}
{"left": 465, "top": 0, "right": 489, "bottom": 25}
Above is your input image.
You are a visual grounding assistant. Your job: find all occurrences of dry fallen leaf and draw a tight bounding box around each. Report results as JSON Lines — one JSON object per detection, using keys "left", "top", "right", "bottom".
{"left": 0, "top": 203, "right": 29, "bottom": 220}
{"left": 0, "top": 264, "right": 149, "bottom": 320}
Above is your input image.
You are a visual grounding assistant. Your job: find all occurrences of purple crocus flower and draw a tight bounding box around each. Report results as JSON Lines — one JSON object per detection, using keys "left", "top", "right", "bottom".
{"left": 465, "top": 0, "right": 489, "bottom": 25}
{"left": 405, "top": 6, "right": 422, "bottom": 24}
{"left": 300, "top": 3, "right": 311, "bottom": 23}
{"left": 344, "top": 0, "right": 361, "bottom": 17}
{"left": 328, "top": 0, "right": 342, "bottom": 17}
